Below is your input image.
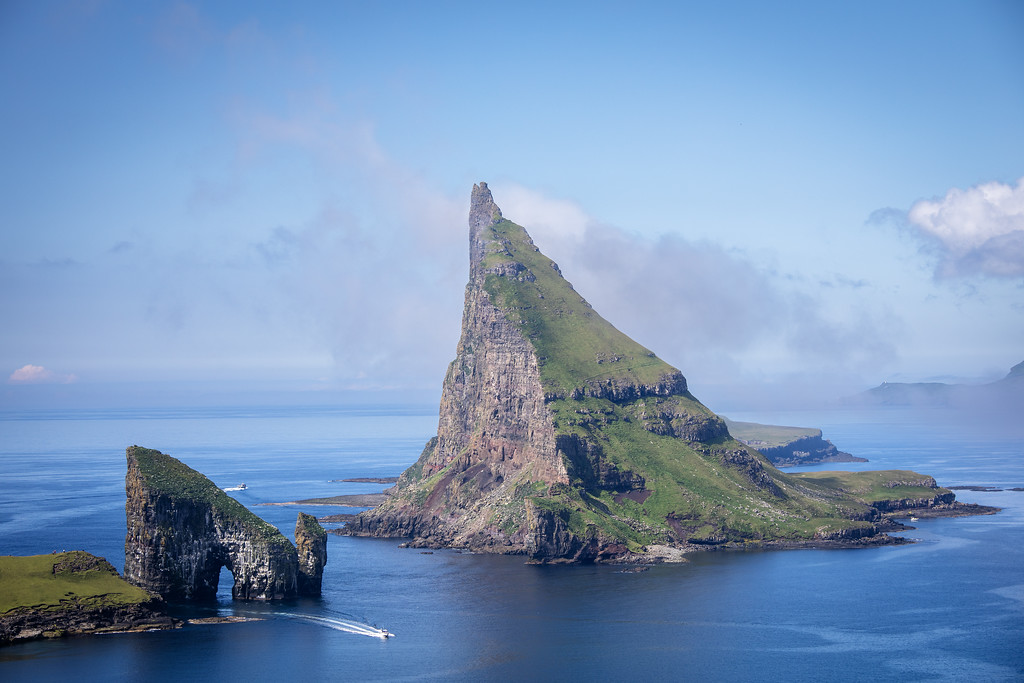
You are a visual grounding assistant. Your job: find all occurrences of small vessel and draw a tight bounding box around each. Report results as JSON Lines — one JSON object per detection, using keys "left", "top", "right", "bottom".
{"left": 238, "top": 483, "right": 247, "bottom": 490}
{"left": 222, "top": 483, "right": 248, "bottom": 492}
{"left": 909, "top": 516, "right": 919, "bottom": 522}
{"left": 378, "top": 629, "right": 394, "bottom": 639}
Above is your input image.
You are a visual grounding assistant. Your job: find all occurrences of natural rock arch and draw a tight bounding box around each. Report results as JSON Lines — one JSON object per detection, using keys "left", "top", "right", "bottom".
{"left": 125, "top": 446, "right": 325, "bottom": 601}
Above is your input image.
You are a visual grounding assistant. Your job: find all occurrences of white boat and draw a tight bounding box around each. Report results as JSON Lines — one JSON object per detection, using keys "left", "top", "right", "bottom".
{"left": 909, "top": 516, "right": 919, "bottom": 522}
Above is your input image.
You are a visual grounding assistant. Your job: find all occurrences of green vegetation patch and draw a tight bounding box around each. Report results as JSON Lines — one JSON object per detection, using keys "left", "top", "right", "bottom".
{"left": 481, "top": 219, "right": 676, "bottom": 399}
{"left": 791, "top": 470, "right": 945, "bottom": 502}
{"left": 296, "top": 512, "right": 327, "bottom": 538}
{"left": 0, "top": 552, "right": 152, "bottom": 615}
{"left": 531, "top": 401, "right": 841, "bottom": 543}
{"left": 130, "top": 446, "right": 290, "bottom": 549}
{"left": 722, "top": 418, "right": 820, "bottom": 447}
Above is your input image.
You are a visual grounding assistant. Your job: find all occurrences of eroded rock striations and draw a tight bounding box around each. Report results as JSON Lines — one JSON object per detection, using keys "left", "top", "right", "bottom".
{"left": 342, "top": 182, "right": 981, "bottom": 562}
{"left": 125, "top": 446, "right": 324, "bottom": 601}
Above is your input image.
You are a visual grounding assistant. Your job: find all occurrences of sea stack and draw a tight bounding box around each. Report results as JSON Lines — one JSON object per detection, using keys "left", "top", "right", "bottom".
{"left": 342, "top": 183, "right": 965, "bottom": 562}
{"left": 124, "top": 446, "right": 323, "bottom": 600}
{"left": 295, "top": 512, "right": 327, "bottom": 596}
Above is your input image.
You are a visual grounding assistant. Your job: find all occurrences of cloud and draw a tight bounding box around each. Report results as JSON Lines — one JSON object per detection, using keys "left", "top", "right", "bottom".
{"left": 495, "top": 184, "right": 897, "bottom": 403}
{"left": 905, "top": 177, "right": 1024, "bottom": 278}
{"left": 8, "top": 364, "right": 77, "bottom": 384}
{"left": 206, "top": 107, "right": 469, "bottom": 388}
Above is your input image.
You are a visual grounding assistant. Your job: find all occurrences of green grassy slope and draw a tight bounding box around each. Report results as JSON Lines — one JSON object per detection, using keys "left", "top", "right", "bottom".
{"left": 479, "top": 218, "right": 889, "bottom": 546}
{"left": 790, "top": 470, "right": 949, "bottom": 503}
{"left": 0, "top": 552, "right": 152, "bottom": 615}
{"left": 130, "top": 446, "right": 290, "bottom": 549}
{"left": 482, "top": 219, "right": 678, "bottom": 398}
{"left": 722, "top": 418, "right": 820, "bottom": 447}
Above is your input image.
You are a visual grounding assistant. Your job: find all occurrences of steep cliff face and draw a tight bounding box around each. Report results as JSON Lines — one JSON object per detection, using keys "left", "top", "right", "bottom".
{"left": 343, "top": 183, "right": 968, "bottom": 561}
{"left": 295, "top": 513, "right": 327, "bottom": 596}
{"left": 124, "top": 446, "right": 323, "bottom": 600}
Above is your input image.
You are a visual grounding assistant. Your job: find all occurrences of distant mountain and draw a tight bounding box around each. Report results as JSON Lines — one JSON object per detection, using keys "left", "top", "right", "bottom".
{"left": 850, "top": 361, "right": 1024, "bottom": 408}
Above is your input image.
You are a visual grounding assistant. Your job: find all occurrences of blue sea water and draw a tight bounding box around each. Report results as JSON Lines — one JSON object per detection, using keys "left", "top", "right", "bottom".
{"left": 1, "top": 404, "right": 1022, "bottom": 682}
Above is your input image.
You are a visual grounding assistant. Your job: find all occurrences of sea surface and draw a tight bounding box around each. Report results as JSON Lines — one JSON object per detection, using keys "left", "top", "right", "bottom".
{"left": 1, "top": 403, "right": 1022, "bottom": 682}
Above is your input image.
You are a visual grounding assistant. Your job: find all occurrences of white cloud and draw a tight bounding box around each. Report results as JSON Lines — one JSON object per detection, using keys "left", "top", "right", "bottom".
{"left": 496, "top": 184, "right": 591, "bottom": 242}
{"left": 906, "top": 177, "right": 1024, "bottom": 278}
{"left": 8, "top": 364, "right": 77, "bottom": 384}
{"left": 492, "top": 186, "right": 897, "bottom": 405}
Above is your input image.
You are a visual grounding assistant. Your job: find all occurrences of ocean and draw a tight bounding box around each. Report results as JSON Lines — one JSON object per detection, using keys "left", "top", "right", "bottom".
{"left": 1, "top": 403, "right": 1022, "bottom": 681}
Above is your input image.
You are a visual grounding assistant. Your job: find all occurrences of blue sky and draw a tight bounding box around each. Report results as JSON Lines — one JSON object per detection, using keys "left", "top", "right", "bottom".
{"left": 2, "top": 1, "right": 1022, "bottom": 409}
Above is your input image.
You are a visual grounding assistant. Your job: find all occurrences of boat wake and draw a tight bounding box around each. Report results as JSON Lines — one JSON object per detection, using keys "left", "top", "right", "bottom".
{"left": 222, "top": 484, "right": 247, "bottom": 492}
{"left": 274, "top": 612, "right": 394, "bottom": 639}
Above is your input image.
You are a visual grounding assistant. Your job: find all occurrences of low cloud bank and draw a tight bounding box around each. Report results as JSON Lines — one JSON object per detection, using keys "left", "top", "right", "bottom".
{"left": 499, "top": 185, "right": 897, "bottom": 407}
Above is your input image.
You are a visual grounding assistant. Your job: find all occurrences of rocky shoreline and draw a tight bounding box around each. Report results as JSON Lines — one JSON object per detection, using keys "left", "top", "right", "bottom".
{"left": 316, "top": 478, "right": 1001, "bottom": 561}
{"left": 1, "top": 601, "right": 179, "bottom": 645}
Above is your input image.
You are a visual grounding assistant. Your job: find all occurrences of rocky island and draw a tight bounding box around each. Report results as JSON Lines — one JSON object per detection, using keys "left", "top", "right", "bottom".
{"left": 125, "top": 446, "right": 326, "bottom": 600}
{"left": 0, "top": 551, "right": 177, "bottom": 645}
{"left": 341, "top": 183, "right": 990, "bottom": 562}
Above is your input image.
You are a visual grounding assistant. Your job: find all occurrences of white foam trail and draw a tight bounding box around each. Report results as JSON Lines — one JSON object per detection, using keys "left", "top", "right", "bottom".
{"left": 273, "top": 612, "right": 394, "bottom": 639}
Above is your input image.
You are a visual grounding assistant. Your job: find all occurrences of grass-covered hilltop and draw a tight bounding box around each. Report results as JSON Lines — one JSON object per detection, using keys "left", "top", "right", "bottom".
{"left": 342, "top": 182, "right": 989, "bottom": 562}
{"left": 0, "top": 551, "right": 176, "bottom": 644}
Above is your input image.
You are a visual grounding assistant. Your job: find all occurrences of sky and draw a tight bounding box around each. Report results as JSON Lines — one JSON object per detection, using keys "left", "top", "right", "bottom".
{"left": 1, "top": 0, "right": 1023, "bottom": 411}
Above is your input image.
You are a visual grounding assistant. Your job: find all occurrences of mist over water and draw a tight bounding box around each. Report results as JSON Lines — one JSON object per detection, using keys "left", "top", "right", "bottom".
{"left": 1, "top": 403, "right": 1021, "bottom": 681}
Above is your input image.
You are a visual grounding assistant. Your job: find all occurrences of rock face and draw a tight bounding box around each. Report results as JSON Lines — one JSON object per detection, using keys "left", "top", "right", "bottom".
{"left": 342, "top": 183, "right": 969, "bottom": 562}
{"left": 125, "top": 446, "right": 324, "bottom": 601}
{"left": 295, "top": 513, "right": 327, "bottom": 596}
{"left": 1, "top": 551, "right": 177, "bottom": 645}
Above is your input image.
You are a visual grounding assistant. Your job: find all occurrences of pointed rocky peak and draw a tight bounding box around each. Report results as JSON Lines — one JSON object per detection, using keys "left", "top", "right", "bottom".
{"left": 469, "top": 181, "right": 508, "bottom": 278}
{"left": 469, "top": 181, "right": 502, "bottom": 230}
{"left": 342, "top": 183, "right": 979, "bottom": 563}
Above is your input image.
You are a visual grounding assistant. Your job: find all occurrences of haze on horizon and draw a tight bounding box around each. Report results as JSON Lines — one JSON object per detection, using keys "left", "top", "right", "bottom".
{"left": 2, "top": 1, "right": 1022, "bottom": 412}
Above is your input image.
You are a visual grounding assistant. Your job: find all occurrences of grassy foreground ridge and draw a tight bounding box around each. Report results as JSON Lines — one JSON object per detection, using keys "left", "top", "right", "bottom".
{"left": 0, "top": 552, "right": 152, "bottom": 615}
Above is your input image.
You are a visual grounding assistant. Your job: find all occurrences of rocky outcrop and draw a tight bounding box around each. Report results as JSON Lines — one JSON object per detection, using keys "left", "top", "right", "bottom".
{"left": 295, "top": 513, "right": 327, "bottom": 596}
{"left": 869, "top": 491, "right": 956, "bottom": 512}
{"left": 341, "top": 183, "right": 978, "bottom": 562}
{"left": 524, "top": 500, "right": 599, "bottom": 563}
{"left": 753, "top": 434, "right": 866, "bottom": 467}
{"left": 124, "top": 446, "right": 324, "bottom": 601}
{"left": 723, "top": 418, "right": 867, "bottom": 468}
{"left": 1, "top": 551, "right": 177, "bottom": 645}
